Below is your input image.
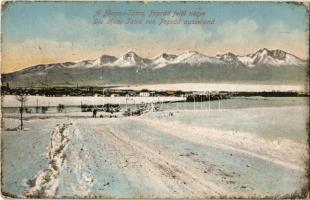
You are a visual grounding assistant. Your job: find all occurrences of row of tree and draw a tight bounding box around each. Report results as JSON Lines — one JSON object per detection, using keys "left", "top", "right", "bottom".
{"left": 15, "top": 94, "right": 65, "bottom": 130}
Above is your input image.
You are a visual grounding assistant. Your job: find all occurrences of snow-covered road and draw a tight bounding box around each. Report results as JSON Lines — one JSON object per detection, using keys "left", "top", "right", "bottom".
{"left": 2, "top": 107, "right": 308, "bottom": 198}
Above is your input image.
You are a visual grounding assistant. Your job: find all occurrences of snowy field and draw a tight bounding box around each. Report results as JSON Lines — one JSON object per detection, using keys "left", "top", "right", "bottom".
{"left": 1, "top": 97, "right": 309, "bottom": 198}
{"left": 115, "top": 83, "right": 307, "bottom": 92}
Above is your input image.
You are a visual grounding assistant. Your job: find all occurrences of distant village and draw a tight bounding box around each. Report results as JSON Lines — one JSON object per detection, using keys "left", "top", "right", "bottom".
{"left": 1, "top": 84, "right": 308, "bottom": 117}
{"left": 1, "top": 84, "right": 227, "bottom": 99}
{"left": 1, "top": 84, "right": 308, "bottom": 100}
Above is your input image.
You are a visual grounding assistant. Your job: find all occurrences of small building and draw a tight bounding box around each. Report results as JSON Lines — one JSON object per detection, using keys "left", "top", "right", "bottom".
{"left": 139, "top": 91, "right": 150, "bottom": 97}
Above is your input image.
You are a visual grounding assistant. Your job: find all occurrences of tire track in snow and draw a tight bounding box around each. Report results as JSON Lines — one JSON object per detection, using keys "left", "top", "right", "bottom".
{"left": 25, "top": 122, "right": 72, "bottom": 198}
{"left": 103, "top": 125, "right": 226, "bottom": 197}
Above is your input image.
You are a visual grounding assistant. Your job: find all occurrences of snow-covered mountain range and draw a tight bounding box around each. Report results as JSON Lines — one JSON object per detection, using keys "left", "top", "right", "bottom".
{"left": 216, "top": 48, "right": 305, "bottom": 67}
{"left": 3, "top": 48, "right": 307, "bottom": 87}
{"left": 87, "top": 48, "right": 305, "bottom": 68}
{"left": 24, "top": 48, "right": 305, "bottom": 71}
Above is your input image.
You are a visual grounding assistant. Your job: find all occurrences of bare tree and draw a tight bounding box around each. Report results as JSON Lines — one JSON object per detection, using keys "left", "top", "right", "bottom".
{"left": 15, "top": 94, "right": 28, "bottom": 130}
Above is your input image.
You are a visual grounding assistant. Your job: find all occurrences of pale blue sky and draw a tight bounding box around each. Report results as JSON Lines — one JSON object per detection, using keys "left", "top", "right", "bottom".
{"left": 2, "top": 2, "right": 309, "bottom": 72}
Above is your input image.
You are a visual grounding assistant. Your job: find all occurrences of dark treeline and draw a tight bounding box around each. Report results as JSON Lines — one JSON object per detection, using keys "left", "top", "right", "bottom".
{"left": 233, "top": 91, "right": 309, "bottom": 97}
{"left": 1, "top": 86, "right": 108, "bottom": 96}
{"left": 186, "top": 94, "right": 230, "bottom": 102}
{"left": 1, "top": 85, "right": 308, "bottom": 98}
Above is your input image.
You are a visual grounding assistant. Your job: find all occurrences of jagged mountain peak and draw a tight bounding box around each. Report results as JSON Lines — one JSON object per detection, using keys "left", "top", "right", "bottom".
{"left": 256, "top": 48, "right": 269, "bottom": 53}
{"left": 151, "top": 53, "right": 178, "bottom": 69}
{"left": 112, "top": 51, "right": 150, "bottom": 67}
{"left": 177, "top": 51, "right": 205, "bottom": 60}
{"left": 91, "top": 54, "right": 118, "bottom": 67}
{"left": 154, "top": 53, "right": 177, "bottom": 61}
{"left": 174, "top": 51, "right": 224, "bottom": 66}
{"left": 252, "top": 48, "right": 291, "bottom": 59}
{"left": 216, "top": 52, "right": 244, "bottom": 66}
{"left": 242, "top": 48, "right": 305, "bottom": 66}
{"left": 122, "top": 51, "right": 140, "bottom": 59}
{"left": 216, "top": 52, "right": 238, "bottom": 59}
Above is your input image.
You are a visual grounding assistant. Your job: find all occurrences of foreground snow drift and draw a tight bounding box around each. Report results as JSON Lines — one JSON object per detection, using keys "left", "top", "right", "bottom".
{"left": 25, "top": 123, "right": 72, "bottom": 198}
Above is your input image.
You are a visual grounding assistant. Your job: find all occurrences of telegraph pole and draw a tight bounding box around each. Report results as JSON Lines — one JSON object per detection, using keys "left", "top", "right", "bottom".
{"left": 193, "top": 95, "right": 196, "bottom": 110}
{"left": 208, "top": 91, "right": 211, "bottom": 111}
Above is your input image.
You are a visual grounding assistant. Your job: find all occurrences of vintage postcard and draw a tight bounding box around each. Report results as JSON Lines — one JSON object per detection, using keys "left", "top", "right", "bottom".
{"left": 1, "top": 1, "right": 309, "bottom": 199}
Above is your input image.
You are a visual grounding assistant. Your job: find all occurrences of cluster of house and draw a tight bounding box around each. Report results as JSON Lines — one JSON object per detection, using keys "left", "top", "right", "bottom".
{"left": 1, "top": 85, "right": 191, "bottom": 97}
{"left": 1, "top": 84, "right": 234, "bottom": 99}
{"left": 101, "top": 89, "right": 189, "bottom": 97}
